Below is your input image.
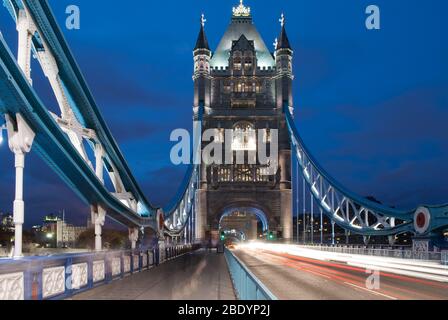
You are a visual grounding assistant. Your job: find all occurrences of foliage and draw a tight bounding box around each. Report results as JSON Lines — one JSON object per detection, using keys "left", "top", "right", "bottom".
{"left": 76, "top": 228, "right": 128, "bottom": 250}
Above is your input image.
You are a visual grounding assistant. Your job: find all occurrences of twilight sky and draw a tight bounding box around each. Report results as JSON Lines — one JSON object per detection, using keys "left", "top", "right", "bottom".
{"left": 0, "top": 0, "right": 447, "bottom": 228}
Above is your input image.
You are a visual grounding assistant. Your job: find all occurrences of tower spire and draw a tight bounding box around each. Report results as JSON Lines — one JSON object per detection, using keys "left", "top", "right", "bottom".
{"left": 194, "top": 13, "right": 210, "bottom": 51}
{"left": 276, "top": 13, "right": 292, "bottom": 50}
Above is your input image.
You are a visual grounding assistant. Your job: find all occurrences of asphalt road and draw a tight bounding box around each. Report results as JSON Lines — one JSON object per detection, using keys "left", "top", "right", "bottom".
{"left": 72, "top": 249, "right": 235, "bottom": 300}
{"left": 233, "top": 247, "right": 448, "bottom": 300}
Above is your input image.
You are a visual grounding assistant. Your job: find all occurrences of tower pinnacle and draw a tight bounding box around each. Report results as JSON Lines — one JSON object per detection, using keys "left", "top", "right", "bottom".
{"left": 194, "top": 14, "right": 210, "bottom": 51}
{"left": 232, "top": 0, "right": 251, "bottom": 17}
{"left": 276, "top": 13, "right": 292, "bottom": 51}
{"left": 279, "top": 13, "right": 285, "bottom": 27}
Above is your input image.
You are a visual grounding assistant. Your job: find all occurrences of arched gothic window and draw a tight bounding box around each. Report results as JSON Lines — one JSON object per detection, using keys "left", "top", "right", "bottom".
{"left": 232, "top": 122, "right": 256, "bottom": 151}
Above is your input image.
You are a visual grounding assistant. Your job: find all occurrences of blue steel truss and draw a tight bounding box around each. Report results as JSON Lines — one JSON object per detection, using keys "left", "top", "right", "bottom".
{"left": 1, "top": 0, "right": 447, "bottom": 239}
{"left": 285, "top": 105, "right": 448, "bottom": 237}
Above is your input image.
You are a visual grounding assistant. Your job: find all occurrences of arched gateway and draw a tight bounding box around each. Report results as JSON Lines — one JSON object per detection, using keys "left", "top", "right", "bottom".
{"left": 193, "top": 1, "right": 294, "bottom": 242}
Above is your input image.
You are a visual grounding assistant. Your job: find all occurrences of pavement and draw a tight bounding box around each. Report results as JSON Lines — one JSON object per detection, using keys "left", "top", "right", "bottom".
{"left": 233, "top": 246, "right": 448, "bottom": 300}
{"left": 72, "top": 249, "right": 236, "bottom": 300}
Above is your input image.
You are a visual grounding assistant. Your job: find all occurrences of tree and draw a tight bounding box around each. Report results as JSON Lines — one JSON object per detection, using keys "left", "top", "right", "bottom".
{"left": 76, "top": 228, "right": 128, "bottom": 250}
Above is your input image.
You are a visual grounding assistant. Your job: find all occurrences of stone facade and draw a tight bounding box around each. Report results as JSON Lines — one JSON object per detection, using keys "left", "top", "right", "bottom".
{"left": 193, "top": 3, "right": 294, "bottom": 241}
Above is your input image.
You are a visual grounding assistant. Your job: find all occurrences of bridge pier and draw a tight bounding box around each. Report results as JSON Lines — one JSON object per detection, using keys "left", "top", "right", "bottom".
{"left": 5, "top": 114, "right": 35, "bottom": 258}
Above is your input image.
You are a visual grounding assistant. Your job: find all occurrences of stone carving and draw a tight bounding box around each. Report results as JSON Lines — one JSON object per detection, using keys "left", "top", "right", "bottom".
{"left": 111, "top": 257, "right": 121, "bottom": 276}
{"left": 42, "top": 266, "right": 65, "bottom": 299}
{"left": 133, "top": 255, "right": 139, "bottom": 272}
{"left": 124, "top": 256, "right": 131, "bottom": 273}
{"left": 0, "top": 272, "right": 24, "bottom": 300}
{"left": 71, "top": 263, "right": 88, "bottom": 290}
{"left": 93, "top": 260, "right": 105, "bottom": 283}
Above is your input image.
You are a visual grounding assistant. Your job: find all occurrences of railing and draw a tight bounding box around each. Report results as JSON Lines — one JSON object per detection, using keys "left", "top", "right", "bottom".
{"left": 224, "top": 248, "right": 277, "bottom": 300}
{"left": 0, "top": 244, "right": 194, "bottom": 300}
{"left": 300, "top": 244, "right": 447, "bottom": 263}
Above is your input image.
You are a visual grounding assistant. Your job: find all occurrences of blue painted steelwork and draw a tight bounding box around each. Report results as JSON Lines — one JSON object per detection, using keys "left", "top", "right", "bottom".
{"left": 0, "top": 36, "right": 153, "bottom": 228}
{"left": 162, "top": 106, "right": 203, "bottom": 236}
{"left": 15, "top": 0, "right": 158, "bottom": 218}
{"left": 224, "top": 248, "right": 277, "bottom": 300}
{"left": 284, "top": 105, "right": 448, "bottom": 236}
{"left": 1, "top": 0, "right": 203, "bottom": 234}
{"left": 2, "top": 0, "right": 23, "bottom": 21}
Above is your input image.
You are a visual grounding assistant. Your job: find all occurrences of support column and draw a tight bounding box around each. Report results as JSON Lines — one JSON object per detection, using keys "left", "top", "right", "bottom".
{"left": 331, "top": 221, "right": 336, "bottom": 245}
{"left": 129, "top": 227, "right": 139, "bottom": 250}
{"left": 388, "top": 235, "right": 396, "bottom": 247}
{"left": 320, "top": 208, "right": 324, "bottom": 244}
{"left": 13, "top": 153, "right": 25, "bottom": 257}
{"left": 196, "top": 189, "right": 207, "bottom": 242}
{"left": 94, "top": 143, "right": 104, "bottom": 183}
{"left": 6, "top": 114, "right": 35, "bottom": 258}
{"left": 91, "top": 205, "right": 106, "bottom": 251}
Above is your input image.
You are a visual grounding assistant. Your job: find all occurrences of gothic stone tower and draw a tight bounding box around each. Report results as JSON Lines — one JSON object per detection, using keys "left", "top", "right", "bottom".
{"left": 193, "top": 2, "right": 294, "bottom": 241}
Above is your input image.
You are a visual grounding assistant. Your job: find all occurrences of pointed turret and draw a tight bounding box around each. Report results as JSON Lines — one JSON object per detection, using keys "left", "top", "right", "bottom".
{"left": 277, "top": 17, "right": 292, "bottom": 50}
{"left": 193, "top": 14, "right": 212, "bottom": 110}
{"left": 275, "top": 13, "right": 294, "bottom": 111}
{"left": 276, "top": 14, "right": 292, "bottom": 51}
{"left": 194, "top": 14, "right": 210, "bottom": 51}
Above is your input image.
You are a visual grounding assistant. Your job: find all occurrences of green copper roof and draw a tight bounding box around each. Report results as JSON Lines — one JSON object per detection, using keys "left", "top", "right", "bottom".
{"left": 210, "top": 16, "right": 275, "bottom": 69}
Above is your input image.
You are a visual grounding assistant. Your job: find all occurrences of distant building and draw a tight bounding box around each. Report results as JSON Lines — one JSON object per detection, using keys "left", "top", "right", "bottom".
{"left": 56, "top": 220, "right": 87, "bottom": 248}
{"left": 0, "top": 213, "right": 14, "bottom": 232}
{"left": 41, "top": 214, "right": 87, "bottom": 248}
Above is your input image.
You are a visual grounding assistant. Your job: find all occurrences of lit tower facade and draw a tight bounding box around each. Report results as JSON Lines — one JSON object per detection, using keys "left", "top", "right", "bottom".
{"left": 193, "top": 1, "right": 293, "bottom": 242}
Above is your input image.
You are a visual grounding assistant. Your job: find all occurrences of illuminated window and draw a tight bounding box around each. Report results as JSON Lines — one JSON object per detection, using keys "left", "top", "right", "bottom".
{"left": 244, "top": 59, "right": 252, "bottom": 70}
{"left": 233, "top": 58, "right": 242, "bottom": 70}
{"left": 263, "top": 128, "right": 271, "bottom": 143}
{"left": 232, "top": 122, "right": 256, "bottom": 151}
{"left": 218, "top": 167, "right": 231, "bottom": 182}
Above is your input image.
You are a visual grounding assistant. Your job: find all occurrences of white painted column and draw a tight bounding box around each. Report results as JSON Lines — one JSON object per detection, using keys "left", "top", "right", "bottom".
{"left": 5, "top": 114, "right": 35, "bottom": 258}
{"left": 331, "top": 221, "right": 336, "bottom": 245}
{"left": 16, "top": 10, "right": 34, "bottom": 84}
{"left": 129, "top": 227, "right": 139, "bottom": 250}
{"left": 91, "top": 205, "right": 106, "bottom": 251}
{"left": 13, "top": 152, "right": 25, "bottom": 257}
{"left": 94, "top": 143, "right": 104, "bottom": 183}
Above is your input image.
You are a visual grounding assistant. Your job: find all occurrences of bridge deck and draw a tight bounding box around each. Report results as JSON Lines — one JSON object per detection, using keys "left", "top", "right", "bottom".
{"left": 72, "top": 250, "right": 235, "bottom": 300}
{"left": 233, "top": 248, "right": 448, "bottom": 300}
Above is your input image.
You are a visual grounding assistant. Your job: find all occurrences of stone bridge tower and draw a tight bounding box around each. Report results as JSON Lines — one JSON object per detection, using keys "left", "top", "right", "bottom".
{"left": 193, "top": 1, "right": 293, "bottom": 242}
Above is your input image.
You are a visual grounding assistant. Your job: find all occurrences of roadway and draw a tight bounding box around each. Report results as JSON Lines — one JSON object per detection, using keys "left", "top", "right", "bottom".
{"left": 72, "top": 250, "right": 235, "bottom": 300}
{"left": 233, "top": 246, "right": 448, "bottom": 300}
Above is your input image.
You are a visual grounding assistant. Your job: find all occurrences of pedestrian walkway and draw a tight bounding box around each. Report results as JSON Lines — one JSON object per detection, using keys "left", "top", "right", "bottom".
{"left": 72, "top": 249, "right": 236, "bottom": 300}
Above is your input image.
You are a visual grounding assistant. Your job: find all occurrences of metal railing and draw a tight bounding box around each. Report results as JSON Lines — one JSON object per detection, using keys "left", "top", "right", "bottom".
{"left": 224, "top": 248, "right": 277, "bottom": 300}
{"left": 0, "top": 244, "right": 194, "bottom": 300}
{"left": 300, "top": 244, "right": 446, "bottom": 263}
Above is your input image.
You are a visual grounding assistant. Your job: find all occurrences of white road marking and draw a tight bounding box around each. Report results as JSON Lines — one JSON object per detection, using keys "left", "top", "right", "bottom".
{"left": 344, "top": 282, "right": 398, "bottom": 300}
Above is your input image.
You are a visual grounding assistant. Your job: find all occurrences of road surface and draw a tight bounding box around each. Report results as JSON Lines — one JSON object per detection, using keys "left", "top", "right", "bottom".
{"left": 233, "top": 247, "right": 448, "bottom": 300}
{"left": 72, "top": 249, "right": 235, "bottom": 300}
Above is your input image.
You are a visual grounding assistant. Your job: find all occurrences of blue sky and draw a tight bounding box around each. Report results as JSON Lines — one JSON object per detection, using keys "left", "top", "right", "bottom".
{"left": 0, "top": 0, "right": 447, "bottom": 227}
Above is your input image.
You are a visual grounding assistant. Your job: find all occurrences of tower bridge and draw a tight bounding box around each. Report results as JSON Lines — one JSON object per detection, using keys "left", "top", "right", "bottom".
{"left": 0, "top": 0, "right": 447, "bottom": 301}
